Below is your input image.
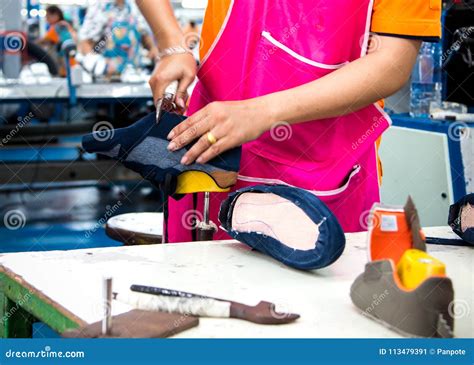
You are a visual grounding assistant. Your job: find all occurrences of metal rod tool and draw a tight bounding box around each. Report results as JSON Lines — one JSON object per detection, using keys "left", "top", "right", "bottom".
{"left": 102, "top": 277, "right": 113, "bottom": 336}
{"left": 196, "top": 192, "right": 217, "bottom": 241}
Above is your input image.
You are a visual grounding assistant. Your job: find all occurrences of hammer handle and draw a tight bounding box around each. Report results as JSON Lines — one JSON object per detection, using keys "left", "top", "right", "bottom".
{"left": 131, "top": 284, "right": 217, "bottom": 301}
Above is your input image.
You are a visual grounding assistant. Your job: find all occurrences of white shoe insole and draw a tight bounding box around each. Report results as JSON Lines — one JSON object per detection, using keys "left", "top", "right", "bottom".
{"left": 231, "top": 192, "right": 320, "bottom": 251}
{"left": 461, "top": 203, "right": 474, "bottom": 232}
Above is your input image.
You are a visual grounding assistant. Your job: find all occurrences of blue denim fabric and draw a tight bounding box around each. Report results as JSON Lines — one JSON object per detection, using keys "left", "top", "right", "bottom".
{"left": 448, "top": 193, "right": 474, "bottom": 244}
{"left": 219, "top": 185, "right": 346, "bottom": 270}
{"left": 82, "top": 111, "right": 241, "bottom": 195}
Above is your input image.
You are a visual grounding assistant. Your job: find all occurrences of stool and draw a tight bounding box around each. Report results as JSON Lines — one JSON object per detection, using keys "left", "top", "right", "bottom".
{"left": 106, "top": 212, "right": 163, "bottom": 245}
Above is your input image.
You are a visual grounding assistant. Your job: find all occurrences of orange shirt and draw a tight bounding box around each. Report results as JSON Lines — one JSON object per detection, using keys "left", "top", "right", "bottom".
{"left": 199, "top": 0, "right": 442, "bottom": 60}
{"left": 43, "top": 26, "right": 60, "bottom": 44}
{"left": 43, "top": 25, "right": 77, "bottom": 77}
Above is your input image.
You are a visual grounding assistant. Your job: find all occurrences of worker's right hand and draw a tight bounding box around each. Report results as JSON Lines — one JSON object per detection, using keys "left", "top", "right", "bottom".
{"left": 149, "top": 53, "right": 197, "bottom": 113}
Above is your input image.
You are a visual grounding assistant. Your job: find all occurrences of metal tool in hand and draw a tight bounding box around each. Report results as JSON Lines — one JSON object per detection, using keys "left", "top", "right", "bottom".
{"left": 156, "top": 81, "right": 179, "bottom": 123}
{"left": 130, "top": 284, "right": 300, "bottom": 325}
{"left": 156, "top": 81, "right": 215, "bottom": 242}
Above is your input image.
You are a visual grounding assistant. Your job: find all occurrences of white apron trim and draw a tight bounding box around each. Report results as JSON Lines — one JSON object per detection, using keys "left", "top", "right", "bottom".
{"left": 374, "top": 102, "right": 393, "bottom": 126}
{"left": 238, "top": 165, "right": 361, "bottom": 197}
{"left": 261, "top": 31, "right": 349, "bottom": 70}
{"left": 360, "top": 0, "right": 376, "bottom": 57}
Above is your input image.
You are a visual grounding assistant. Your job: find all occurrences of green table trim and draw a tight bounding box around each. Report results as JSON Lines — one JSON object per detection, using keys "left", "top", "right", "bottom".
{"left": 0, "top": 269, "right": 85, "bottom": 338}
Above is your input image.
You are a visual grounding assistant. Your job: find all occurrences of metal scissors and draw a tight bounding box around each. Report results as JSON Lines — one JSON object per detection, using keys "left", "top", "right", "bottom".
{"left": 156, "top": 80, "right": 179, "bottom": 123}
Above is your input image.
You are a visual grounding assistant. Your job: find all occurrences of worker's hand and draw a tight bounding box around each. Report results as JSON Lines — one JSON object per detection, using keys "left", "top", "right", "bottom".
{"left": 147, "top": 47, "right": 159, "bottom": 62}
{"left": 149, "top": 53, "right": 197, "bottom": 112}
{"left": 167, "top": 99, "right": 274, "bottom": 165}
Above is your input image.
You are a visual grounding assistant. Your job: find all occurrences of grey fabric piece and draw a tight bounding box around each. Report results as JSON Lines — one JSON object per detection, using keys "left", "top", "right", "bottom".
{"left": 125, "top": 137, "right": 220, "bottom": 174}
{"left": 350, "top": 260, "right": 454, "bottom": 338}
{"left": 100, "top": 144, "right": 121, "bottom": 158}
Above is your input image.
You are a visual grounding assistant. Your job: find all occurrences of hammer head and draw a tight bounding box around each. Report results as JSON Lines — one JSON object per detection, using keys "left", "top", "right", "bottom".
{"left": 231, "top": 301, "right": 300, "bottom": 325}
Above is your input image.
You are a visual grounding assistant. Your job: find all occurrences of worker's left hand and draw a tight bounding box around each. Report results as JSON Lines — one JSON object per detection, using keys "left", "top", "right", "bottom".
{"left": 147, "top": 47, "right": 159, "bottom": 61}
{"left": 167, "top": 99, "right": 273, "bottom": 165}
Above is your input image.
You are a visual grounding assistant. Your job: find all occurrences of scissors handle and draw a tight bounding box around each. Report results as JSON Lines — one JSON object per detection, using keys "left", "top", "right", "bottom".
{"left": 156, "top": 81, "right": 179, "bottom": 123}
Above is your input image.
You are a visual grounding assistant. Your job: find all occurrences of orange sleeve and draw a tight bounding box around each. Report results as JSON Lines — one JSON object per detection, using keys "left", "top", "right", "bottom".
{"left": 371, "top": 0, "right": 442, "bottom": 41}
{"left": 199, "top": 0, "right": 231, "bottom": 61}
{"left": 43, "top": 27, "right": 59, "bottom": 44}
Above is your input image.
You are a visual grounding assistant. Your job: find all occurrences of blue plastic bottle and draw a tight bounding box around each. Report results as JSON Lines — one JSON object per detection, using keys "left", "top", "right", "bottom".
{"left": 409, "top": 42, "right": 442, "bottom": 118}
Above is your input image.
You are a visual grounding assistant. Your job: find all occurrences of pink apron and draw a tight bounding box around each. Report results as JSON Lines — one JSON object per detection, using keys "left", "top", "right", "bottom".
{"left": 168, "top": 0, "right": 391, "bottom": 242}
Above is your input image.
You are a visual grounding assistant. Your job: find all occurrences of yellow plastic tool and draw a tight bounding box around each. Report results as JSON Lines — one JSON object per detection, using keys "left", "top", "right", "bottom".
{"left": 175, "top": 171, "right": 231, "bottom": 194}
{"left": 397, "top": 249, "right": 446, "bottom": 290}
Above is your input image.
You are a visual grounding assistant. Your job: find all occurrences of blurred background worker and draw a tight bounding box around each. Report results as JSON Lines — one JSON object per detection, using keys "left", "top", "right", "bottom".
{"left": 37, "top": 5, "right": 77, "bottom": 77}
{"left": 78, "top": 0, "right": 158, "bottom": 76}
{"left": 181, "top": 20, "right": 200, "bottom": 60}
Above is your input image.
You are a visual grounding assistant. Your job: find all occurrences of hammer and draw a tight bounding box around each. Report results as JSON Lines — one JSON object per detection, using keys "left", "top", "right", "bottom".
{"left": 114, "top": 284, "right": 300, "bottom": 325}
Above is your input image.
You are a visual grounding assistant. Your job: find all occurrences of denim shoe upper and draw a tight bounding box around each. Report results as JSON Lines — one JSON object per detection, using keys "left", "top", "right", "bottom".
{"left": 82, "top": 111, "right": 241, "bottom": 195}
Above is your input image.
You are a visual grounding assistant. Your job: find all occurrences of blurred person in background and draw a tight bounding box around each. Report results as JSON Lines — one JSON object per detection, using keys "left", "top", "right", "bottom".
{"left": 37, "top": 5, "right": 77, "bottom": 77}
{"left": 182, "top": 20, "right": 200, "bottom": 53}
{"left": 182, "top": 20, "right": 199, "bottom": 37}
{"left": 78, "top": 0, "right": 158, "bottom": 76}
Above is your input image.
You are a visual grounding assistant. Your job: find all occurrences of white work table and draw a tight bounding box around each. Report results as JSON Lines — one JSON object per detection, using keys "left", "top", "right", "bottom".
{"left": 0, "top": 79, "right": 152, "bottom": 102}
{"left": 0, "top": 226, "right": 472, "bottom": 338}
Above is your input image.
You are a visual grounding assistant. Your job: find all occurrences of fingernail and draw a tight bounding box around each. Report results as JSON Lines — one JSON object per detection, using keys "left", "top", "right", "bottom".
{"left": 180, "top": 156, "right": 188, "bottom": 165}
{"left": 176, "top": 97, "right": 185, "bottom": 110}
{"left": 196, "top": 157, "right": 203, "bottom": 164}
{"left": 167, "top": 131, "right": 175, "bottom": 140}
{"left": 167, "top": 142, "right": 176, "bottom": 151}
